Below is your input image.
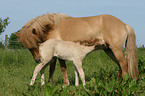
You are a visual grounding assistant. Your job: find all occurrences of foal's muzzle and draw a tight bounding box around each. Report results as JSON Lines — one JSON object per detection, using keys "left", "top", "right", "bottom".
{"left": 35, "top": 59, "right": 41, "bottom": 63}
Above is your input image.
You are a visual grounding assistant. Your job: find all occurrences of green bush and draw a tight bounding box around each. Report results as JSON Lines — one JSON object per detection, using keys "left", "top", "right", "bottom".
{"left": 0, "top": 41, "right": 4, "bottom": 49}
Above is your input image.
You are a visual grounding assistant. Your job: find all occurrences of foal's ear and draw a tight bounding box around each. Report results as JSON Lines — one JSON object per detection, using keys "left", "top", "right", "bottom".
{"left": 32, "top": 28, "right": 37, "bottom": 35}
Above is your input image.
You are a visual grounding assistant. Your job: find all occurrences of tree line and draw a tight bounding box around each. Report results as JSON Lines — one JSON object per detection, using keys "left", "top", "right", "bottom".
{"left": 0, "top": 17, "right": 25, "bottom": 49}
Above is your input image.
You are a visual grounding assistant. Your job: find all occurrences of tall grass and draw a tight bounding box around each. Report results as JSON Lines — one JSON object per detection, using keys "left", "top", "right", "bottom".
{"left": 0, "top": 48, "right": 145, "bottom": 95}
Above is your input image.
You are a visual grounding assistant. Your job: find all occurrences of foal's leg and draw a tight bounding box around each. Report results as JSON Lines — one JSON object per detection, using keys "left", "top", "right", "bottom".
{"left": 40, "top": 68, "right": 45, "bottom": 86}
{"left": 30, "top": 56, "right": 53, "bottom": 85}
{"left": 58, "top": 59, "right": 70, "bottom": 86}
{"left": 40, "top": 63, "right": 50, "bottom": 86}
{"left": 73, "top": 60, "right": 86, "bottom": 86}
{"left": 74, "top": 65, "right": 79, "bottom": 86}
{"left": 30, "top": 62, "right": 46, "bottom": 85}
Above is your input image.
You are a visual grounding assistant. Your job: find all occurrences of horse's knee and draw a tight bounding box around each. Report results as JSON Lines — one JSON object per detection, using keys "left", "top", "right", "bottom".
{"left": 122, "top": 60, "right": 128, "bottom": 70}
{"left": 117, "top": 59, "right": 128, "bottom": 79}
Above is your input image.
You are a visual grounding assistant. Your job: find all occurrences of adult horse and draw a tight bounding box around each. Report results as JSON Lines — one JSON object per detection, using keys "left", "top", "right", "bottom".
{"left": 16, "top": 13, "right": 139, "bottom": 85}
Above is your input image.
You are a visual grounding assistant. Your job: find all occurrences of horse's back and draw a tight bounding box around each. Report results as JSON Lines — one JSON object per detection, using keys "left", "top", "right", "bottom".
{"left": 58, "top": 15, "right": 103, "bottom": 41}
{"left": 57, "top": 14, "right": 127, "bottom": 49}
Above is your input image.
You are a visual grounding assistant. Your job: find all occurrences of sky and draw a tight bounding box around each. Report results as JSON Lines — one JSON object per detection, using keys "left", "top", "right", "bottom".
{"left": 0, "top": 0, "right": 145, "bottom": 46}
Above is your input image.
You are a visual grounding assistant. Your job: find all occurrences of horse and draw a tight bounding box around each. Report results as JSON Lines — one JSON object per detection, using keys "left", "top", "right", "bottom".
{"left": 30, "top": 39, "right": 105, "bottom": 86}
{"left": 16, "top": 13, "right": 139, "bottom": 86}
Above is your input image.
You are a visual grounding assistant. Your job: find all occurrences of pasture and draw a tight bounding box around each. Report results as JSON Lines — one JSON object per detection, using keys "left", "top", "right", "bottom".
{"left": 0, "top": 48, "right": 145, "bottom": 96}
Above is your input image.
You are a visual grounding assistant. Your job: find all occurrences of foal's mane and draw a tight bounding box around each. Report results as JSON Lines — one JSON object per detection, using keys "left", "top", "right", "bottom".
{"left": 18, "top": 13, "right": 71, "bottom": 49}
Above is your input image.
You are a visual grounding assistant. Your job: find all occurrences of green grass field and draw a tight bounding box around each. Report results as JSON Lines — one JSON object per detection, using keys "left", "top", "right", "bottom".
{"left": 0, "top": 48, "right": 145, "bottom": 96}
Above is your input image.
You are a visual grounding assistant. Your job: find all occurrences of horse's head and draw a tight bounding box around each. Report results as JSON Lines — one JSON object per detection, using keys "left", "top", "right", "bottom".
{"left": 16, "top": 13, "right": 71, "bottom": 63}
{"left": 16, "top": 28, "right": 43, "bottom": 63}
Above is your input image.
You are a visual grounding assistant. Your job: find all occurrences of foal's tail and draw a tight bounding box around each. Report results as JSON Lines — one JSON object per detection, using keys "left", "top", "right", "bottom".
{"left": 125, "top": 24, "right": 139, "bottom": 81}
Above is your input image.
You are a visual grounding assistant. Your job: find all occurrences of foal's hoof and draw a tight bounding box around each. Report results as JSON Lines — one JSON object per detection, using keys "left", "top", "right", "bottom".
{"left": 62, "top": 84, "right": 69, "bottom": 88}
{"left": 29, "top": 83, "right": 34, "bottom": 86}
{"left": 41, "top": 83, "right": 45, "bottom": 86}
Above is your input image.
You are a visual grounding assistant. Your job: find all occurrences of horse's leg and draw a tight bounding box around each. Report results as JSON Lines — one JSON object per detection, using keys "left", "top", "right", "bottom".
{"left": 48, "top": 57, "right": 57, "bottom": 82}
{"left": 112, "top": 48, "right": 128, "bottom": 78}
{"left": 73, "top": 60, "right": 86, "bottom": 86}
{"left": 58, "top": 59, "right": 70, "bottom": 86}
{"left": 103, "top": 48, "right": 122, "bottom": 78}
{"left": 30, "top": 62, "right": 46, "bottom": 85}
{"left": 104, "top": 47, "right": 128, "bottom": 78}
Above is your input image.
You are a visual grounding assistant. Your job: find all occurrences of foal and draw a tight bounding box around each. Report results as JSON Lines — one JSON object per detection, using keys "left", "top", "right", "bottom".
{"left": 30, "top": 39, "right": 105, "bottom": 86}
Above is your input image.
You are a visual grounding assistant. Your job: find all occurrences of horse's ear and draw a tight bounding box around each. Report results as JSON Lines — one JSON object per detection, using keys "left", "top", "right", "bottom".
{"left": 32, "top": 28, "right": 37, "bottom": 35}
{"left": 45, "top": 24, "right": 50, "bottom": 31}
{"left": 44, "top": 24, "right": 53, "bottom": 33}
{"left": 45, "top": 24, "right": 49, "bottom": 28}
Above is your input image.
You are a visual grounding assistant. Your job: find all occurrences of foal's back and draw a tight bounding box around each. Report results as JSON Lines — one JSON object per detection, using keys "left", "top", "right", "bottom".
{"left": 39, "top": 39, "right": 95, "bottom": 62}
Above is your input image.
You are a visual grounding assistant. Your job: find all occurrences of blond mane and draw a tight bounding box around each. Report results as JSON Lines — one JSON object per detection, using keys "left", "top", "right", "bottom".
{"left": 18, "top": 13, "right": 71, "bottom": 49}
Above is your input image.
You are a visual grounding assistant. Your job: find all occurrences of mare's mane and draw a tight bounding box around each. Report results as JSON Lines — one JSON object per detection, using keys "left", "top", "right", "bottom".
{"left": 18, "top": 13, "right": 71, "bottom": 49}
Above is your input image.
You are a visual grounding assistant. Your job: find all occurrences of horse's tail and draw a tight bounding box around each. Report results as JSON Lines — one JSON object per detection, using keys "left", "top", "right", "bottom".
{"left": 125, "top": 24, "right": 139, "bottom": 80}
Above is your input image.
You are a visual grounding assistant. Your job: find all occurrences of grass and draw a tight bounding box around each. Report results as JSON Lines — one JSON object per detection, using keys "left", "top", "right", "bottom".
{"left": 0, "top": 48, "right": 145, "bottom": 95}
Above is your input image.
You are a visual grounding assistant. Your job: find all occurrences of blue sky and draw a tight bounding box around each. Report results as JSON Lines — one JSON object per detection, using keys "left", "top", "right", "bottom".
{"left": 0, "top": 0, "right": 145, "bottom": 46}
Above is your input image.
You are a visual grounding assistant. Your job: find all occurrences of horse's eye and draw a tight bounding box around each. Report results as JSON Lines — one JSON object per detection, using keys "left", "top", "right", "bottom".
{"left": 32, "top": 28, "right": 37, "bottom": 35}
{"left": 42, "top": 30, "right": 46, "bottom": 33}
